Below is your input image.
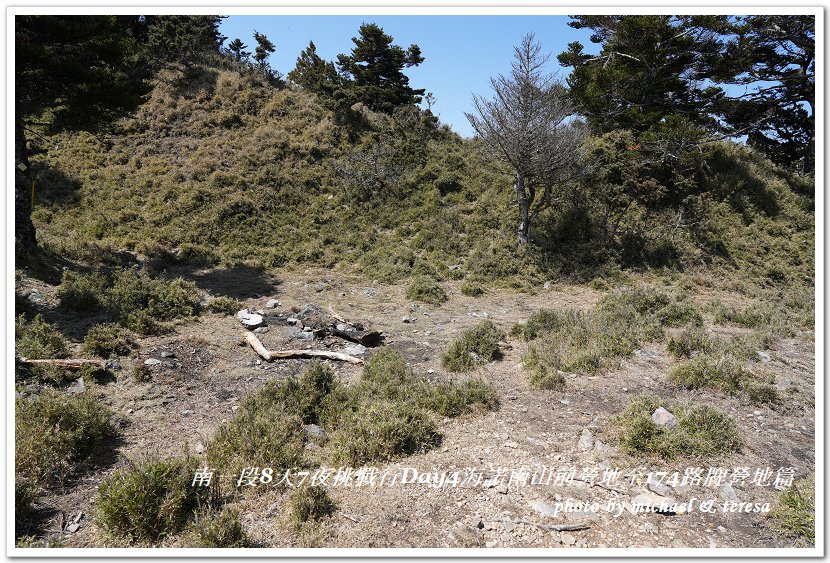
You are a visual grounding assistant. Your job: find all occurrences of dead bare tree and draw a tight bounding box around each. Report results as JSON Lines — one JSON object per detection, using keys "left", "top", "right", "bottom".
{"left": 466, "top": 34, "right": 586, "bottom": 245}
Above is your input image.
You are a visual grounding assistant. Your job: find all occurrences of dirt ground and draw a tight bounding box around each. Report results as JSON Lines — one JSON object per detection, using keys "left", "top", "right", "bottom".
{"left": 15, "top": 267, "right": 815, "bottom": 549}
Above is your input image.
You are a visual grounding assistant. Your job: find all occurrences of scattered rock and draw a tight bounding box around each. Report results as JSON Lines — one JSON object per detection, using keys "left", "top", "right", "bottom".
{"left": 635, "top": 349, "right": 660, "bottom": 359}
{"left": 237, "top": 309, "right": 265, "bottom": 329}
{"left": 503, "top": 520, "right": 516, "bottom": 533}
{"left": 594, "top": 440, "right": 615, "bottom": 454}
{"left": 543, "top": 281, "right": 552, "bottom": 289}
{"left": 561, "top": 533, "right": 577, "bottom": 546}
{"left": 648, "top": 479, "right": 671, "bottom": 497}
{"left": 505, "top": 441, "right": 518, "bottom": 449}
{"left": 495, "top": 484, "right": 509, "bottom": 494}
{"left": 266, "top": 299, "right": 281, "bottom": 309}
{"left": 402, "top": 316, "right": 415, "bottom": 323}
{"left": 67, "top": 377, "right": 86, "bottom": 395}
{"left": 757, "top": 351, "right": 771, "bottom": 363}
{"left": 559, "top": 399, "right": 570, "bottom": 405}
{"left": 144, "top": 358, "right": 161, "bottom": 366}
{"left": 651, "top": 407, "right": 678, "bottom": 429}
{"left": 253, "top": 326, "right": 269, "bottom": 334}
{"left": 720, "top": 483, "right": 738, "bottom": 503}
{"left": 180, "top": 409, "right": 192, "bottom": 416}
{"left": 343, "top": 344, "right": 367, "bottom": 356}
{"left": 578, "top": 428, "right": 594, "bottom": 450}
{"left": 286, "top": 317, "right": 301, "bottom": 325}
{"left": 530, "top": 501, "right": 559, "bottom": 518}
{"left": 266, "top": 502, "right": 280, "bottom": 517}
{"left": 104, "top": 359, "right": 122, "bottom": 371}
{"left": 160, "top": 351, "right": 175, "bottom": 358}
{"left": 302, "top": 424, "right": 326, "bottom": 439}
{"left": 361, "top": 288, "right": 377, "bottom": 297}
{"left": 485, "top": 540, "right": 498, "bottom": 548}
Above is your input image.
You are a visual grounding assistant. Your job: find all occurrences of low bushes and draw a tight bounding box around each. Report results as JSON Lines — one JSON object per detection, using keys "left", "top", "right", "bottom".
{"left": 405, "top": 275, "right": 448, "bottom": 305}
{"left": 442, "top": 320, "right": 504, "bottom": 372}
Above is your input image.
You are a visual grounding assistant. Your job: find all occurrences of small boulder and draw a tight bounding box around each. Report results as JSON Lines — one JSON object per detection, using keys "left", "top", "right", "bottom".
{"left": 236, "top": 308, "right": 265, "bottom": 329}
{"left": 143, "top": 358, "right": 161, "bottom": 366}
{"left": 67, "top": 377, "right": 86, "bottom": 395}
{"left": 651, "top": 407, "right": 678, "bottom": 429}
{"left": 343, "top": 344, "right": 367, "bottom": 356}
{"left": 578, "top": 428, "right": 594, "bottom": 450}
{"left": 302, "top": 424, "right": 326, "bottom": 439}
{"left": 265, "top": 299, "right": 281, "bottom": 309}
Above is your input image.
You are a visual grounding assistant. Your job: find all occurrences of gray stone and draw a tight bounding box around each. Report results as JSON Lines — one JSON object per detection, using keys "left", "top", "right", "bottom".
{"left": 651, "top": 407, "right": 678, "bottom": 429}
{"left": 561, "top": 533, "right": 576, "bottom": 546}
{"left": 757, "top": 351, "right": 771, "bottom": 363}
{"left": 144, "top": 358, "right": 162, "bottom": 366}
{"left": 67, "top": 377, "right": 86, "bottom": 395}
{"left": 647, "top": 479, "right": 671, "bottom": 497}
{"left": 253, "top": 326, "right": 269, "bottom": 334}
{"left": 343, "top": 344, "right": 367, "bottom": 356}
{"left": 180, "top": 409, "right": 192, "bottom": 416}
{"left": 531, "top": 501, "right": 560, "bottom": 518}
{"left": 265, "top": 299, "right": 281, "bottom": 308}
{"left": 104, "top": 359, "right": 122, "bottom": 371}
{"left": 635, "top": 348, "right": 660, "bottom": 359}
{"left": 495, "top": 484, "right": 509, "bottom": 494}
{"left": 578, "top": 428, "right": 594, "bottom": 450}
{"left": 294, "top": 331, "right": 314, "bottom": 341}
{"left": 543, "top": 281, "right": 552, "bottom": 290}
{"left": 266, "top": 502, "right": 280, "bottom": 517}
{"left": 402, "top": 316, "right": 415, "bottom": 323}
{"left": 286, "top": 317, "right": 301, "bottom": 325}
{"left": 559, "top": 399, "right": 570, "bottom": 405}
{"left": 237, "top": 309, "right": 265, "bottom": 329}
{"left": 720, "top": 482, "right": 738, "bottom": 503}
{"left": 361, "top": 288, "right": 377, "bottom": 297}
{"left": 594, "top": 440, "right": 615, "bottom": 454}
{"left": 160, "top": 351, "right": 175, "bottom": 358}
{"left": 503, "top": 520, "right": 516, "bottom": 533}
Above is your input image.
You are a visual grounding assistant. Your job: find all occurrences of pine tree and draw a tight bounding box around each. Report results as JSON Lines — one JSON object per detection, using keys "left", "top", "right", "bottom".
{"left": 335, "top": 23, "right": 425, "bottom": 113}
{"left": 228, "top": 38, "right": 250, "bottom": 62}
{"left": 253, "top": 31, "right": 276, "bottom": 73}
{"left": 287, "top": 41, "right": 339, "bottom": 95}
{"left": 15, "top": 15, "right": 151, "bottom": 252}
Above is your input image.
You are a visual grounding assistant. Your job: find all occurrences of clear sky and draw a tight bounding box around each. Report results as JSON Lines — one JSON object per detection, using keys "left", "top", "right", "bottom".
{"left": 219, "top": 15, "right": 599, "bottom": 137}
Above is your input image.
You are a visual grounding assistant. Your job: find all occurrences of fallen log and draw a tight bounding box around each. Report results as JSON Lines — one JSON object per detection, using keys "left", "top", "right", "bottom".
{"left": 242, "top": 332, "right": 364, "bottom": 365}
{"left": 18, "top": 357, "right": 108, "bottom": 371}
{"left": 329, "top": 325, "right": 383, "bottom": 346}
{"left": 490, "top": 519, "right": 590, "bottom": 532}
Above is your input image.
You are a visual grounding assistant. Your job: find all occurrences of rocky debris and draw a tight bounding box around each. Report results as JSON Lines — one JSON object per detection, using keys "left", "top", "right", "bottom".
{"left": 361, "top": 288, "right": 377, "bottom": 297}
{"left": 651, "top": 407, "right": 678, "bottom": 429}
{"left": 720, "top": 482, "right": 738, "bottom": 503}
{"left": 343, "top": 344, "right": 367, "bottom": 356}
{"left": 757, "top": 351, "right": 771, "bottom": 363}
{"left": 647, "top": 479, "right": 672, "bottom": 497}
{"left": 160, "top": 351, "right": 175, "bottom": 358}
{"left": 469, "top": 311, "right": 490, "bottom": 318}
{"left": 144, "top": 358, "right": 162, "bottom": 366}
{"left": 402, "top": 316, "right": 415, "bottom": 323}
{"left": 236, "top": 308, "right": 266, "bottom": 329}
{"left": 530, "top": 501, "right": 559, "bottom": 518}
{"left": 266, "top": 502, "right": 280, "bottom": 517}
{"left": 302, "top": 424, "right": 326, "bottom": 439}
{"left": 64, "top": 511, "right": 83, "bottom": 534}
{"left": 104, "top": 359, "right": 122, "bottom": 371}
{"left": 253, "top": 326, "right": 269, "bottom": 334}
{"left": 561, "top": 533, "right": 576, "bottom": 546}
{"left": 266, "top": 299, "right": 281, "bottom": 309}
{"left": 559, "top": 399, "right": 570, "bottom": 405}
{"left": 578, "top": 429, "right": 594, "bottom": 450}
{"left": 594, "top": 440, "right": 615, "bottom": 454}
{"left": 67, "top": 377, "right": 86, "bottom": 395}
{"left": 495, "top": 484, "right": 509, "bottom": 494}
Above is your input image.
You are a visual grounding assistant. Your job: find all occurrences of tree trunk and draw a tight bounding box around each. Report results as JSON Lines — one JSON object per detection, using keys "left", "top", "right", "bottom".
{"left": 15, "top": 120, "right": 37, "bottom": 252}
{"left": 515, "top": 172, "right": 530, "bottom": 245}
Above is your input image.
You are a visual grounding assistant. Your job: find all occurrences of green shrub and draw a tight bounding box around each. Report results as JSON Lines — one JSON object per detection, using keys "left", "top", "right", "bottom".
{"left": 616, "top": 395, "right": 740, "bottom": 460}
{"left": 667, "top": 325, "right": 713, "bottom": 359}
{"left": 16, "top": 391, "right": 117, "bottom": 490}
{"left": 193, "top": 507, "right": 250, "bottom": 547}
{"left": 15, "top": 535, "right": 64, "bottom": 548}
{"left": 523, "top": 348, "right": 566, "bottom": 390}
{"left": 460, "top": 280, "right": 484, "bottom": 297}
{"left": 97, "top": 456, "right": 213, "bottom": 543}
{"left": 132, "top": 363, "right": 151, "bottom": 383}
{"left": 81, "top": 324, "right": 137, "bottom": 358}
{"left": 405, "top": 275, "right": 448, "bottom": 305}
{"left": 15, "top": 314, "right": 71, "bottom": 384}
{"left": 511, "top": 309, "right": 579, "bottom": 341}
{"left": 770, "top": 475, "right": 815, "bottom": 544}
{"left": 287, "top": 486, "right": 336, "bottom": 529}
{"left": 15, "top": 479, "right": 38, "bottom": 514}
{"left": 326, "top": 400, "right": 438, "bottom": 466}
{"left": 670, "top": 356, "right": 747, "bottom": 394}
{"left": 418, "top": 379, "right": 499, "bottom": 417}
{"left": 58, "top": 269, "right": 201, "bottom": 335}
{"left": 746, "top": 382, "right": 780, "bottom": 405}
{"left": 442, "top": 321, "right": 505, "bottom": 372}
{"left": 205, "top": 296, "right": 243, "bottom": 315}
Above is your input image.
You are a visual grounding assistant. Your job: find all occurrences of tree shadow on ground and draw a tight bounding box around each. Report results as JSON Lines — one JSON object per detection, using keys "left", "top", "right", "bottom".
{"left": 177, "top": 264, "right": 281, "bottom": 300}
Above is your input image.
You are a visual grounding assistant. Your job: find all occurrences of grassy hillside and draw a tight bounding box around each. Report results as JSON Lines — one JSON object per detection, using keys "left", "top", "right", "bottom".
{"left": 29, "top": 63, "right": 814, "bottom": 295}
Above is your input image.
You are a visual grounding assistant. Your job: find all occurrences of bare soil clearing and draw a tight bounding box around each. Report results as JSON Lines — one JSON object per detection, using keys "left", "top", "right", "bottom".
{"left": 17, "top": 267, "right": 814, "bottom": 549}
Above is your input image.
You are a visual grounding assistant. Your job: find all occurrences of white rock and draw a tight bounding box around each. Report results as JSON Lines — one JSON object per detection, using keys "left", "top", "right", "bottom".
{"left": 144, "top": 358, "right": 161, "bottom": 366}
{"left": 265, "top": 299, "right": 280, "bottom": 308}
{"left": 578, "top": 429, "right": 594, "bottom": 450}
{"left": 720, "top": 482, "right": 738, "bottom": 502}
{"left": 651, "top": 407, "right": 678, "bottom": 429}
{"left": 343, "top": 344, "right": 367, "bottom": 356}
{"left": 630, "top": 492, "right": 677, "bottom": 513}
{"left": 237, "top": 310, "right": 265, "bottom": 329}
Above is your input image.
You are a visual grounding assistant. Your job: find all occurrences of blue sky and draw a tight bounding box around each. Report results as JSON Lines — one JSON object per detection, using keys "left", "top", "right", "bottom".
{"left": 219, "top": 15, "right": 598, "bottom": 137}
